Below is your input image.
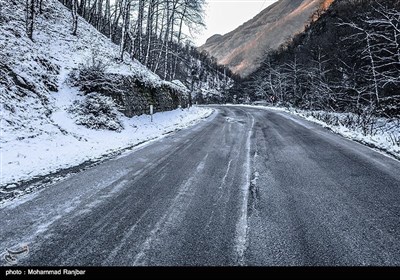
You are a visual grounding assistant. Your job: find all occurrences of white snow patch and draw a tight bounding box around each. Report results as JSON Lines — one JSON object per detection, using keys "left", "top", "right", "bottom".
{"left": 234, "top": 110, "right": 255, "bottom": 265}
{"left": 1, "top": 191, "right": 41, "bottom": 210}
{"left": 221, "top": 159, "right": 233, "bottom": 187}
{"left": 251, "top": 171, "right": 260, "bottom": 187}
{"left": 35, "top": 215, "right": 62, "bottom": 235}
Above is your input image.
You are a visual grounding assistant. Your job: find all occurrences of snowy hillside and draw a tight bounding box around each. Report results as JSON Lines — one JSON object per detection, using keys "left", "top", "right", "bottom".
{"left": 0, "top": 0, "right": 212, "bottom": 189}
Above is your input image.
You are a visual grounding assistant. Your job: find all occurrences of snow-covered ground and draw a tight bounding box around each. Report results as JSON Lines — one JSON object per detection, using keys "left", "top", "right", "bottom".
{"left": 0, "top": 0, "right": 213, "bottom": 189}
{"left": 237, "top": 104, "right": 400, "bottom": 160}
{"left": 1, "top": 0, "right": 187, "bottom": 144}
{"left": 1, "top": 105, "right": 213, "bottom": 188}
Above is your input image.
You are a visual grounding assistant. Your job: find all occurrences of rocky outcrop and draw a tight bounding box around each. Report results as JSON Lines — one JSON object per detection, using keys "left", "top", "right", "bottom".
{"left": 70, "top": 68, "right": 188, "bottom": 117}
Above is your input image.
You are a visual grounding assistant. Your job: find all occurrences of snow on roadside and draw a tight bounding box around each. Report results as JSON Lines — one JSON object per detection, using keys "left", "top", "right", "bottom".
{"left": 233, "top": 104, "right": 400, "bottom": 160}
{"left": 1, "top": 106, "right": 213, "bottom": 187}
{"left": 0, "top": 0, "right": 204, "bottom": 188}
{"left": 294, "top": 110, "right": 400, "bottom": 159}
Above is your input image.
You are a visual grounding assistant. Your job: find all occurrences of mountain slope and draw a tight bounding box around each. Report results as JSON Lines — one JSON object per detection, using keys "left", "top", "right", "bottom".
{"left": 199, "top": 0, "right": 334, "bottom": 77}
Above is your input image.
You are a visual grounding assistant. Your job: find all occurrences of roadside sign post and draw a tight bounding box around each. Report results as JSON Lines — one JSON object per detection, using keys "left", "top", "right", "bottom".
{"left": 150, "top": 105, "right": 154, "bottom": 122}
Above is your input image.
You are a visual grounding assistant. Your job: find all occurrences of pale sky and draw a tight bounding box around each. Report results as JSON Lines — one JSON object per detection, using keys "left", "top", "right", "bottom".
{"left": 193, "top": 0, "right": 279, "bottom": 46}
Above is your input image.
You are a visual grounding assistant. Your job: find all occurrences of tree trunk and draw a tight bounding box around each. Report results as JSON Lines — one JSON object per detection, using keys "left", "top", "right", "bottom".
{"left": 153, "top": 2, "right": 167, "bottom": 73}
{"left": 119, "top": 0, "right": 130, "bottom": 61}
{"left": 144, "top": 0, "right": 155, "bottom": 67}
{"left": 88, "top": 0, "right": 98, "bottom": 25}
{"left": 111, "top": 0, "right": 122, "bottom": 42}
{"left": 72, "top": 0, "right": 78, "bottom": 36}
{"left": 105, "top": 0, "right": 111, "bottom": 38}
{"left": 97, "top": 0, "right": 103, "bottom": 31}
{"left": 135, "top": 0, "right": 144, "bottom": 62}
{"left": 26, "top": 0, "right": 35, "bottom": 40}
{"left": 173, "top": 2, "right": 187, "bottom": 79}
{"left": 78, "top": 0, "right": 86, "bottom": 16}
{"left": 366, "top": 34, "right": 380, "bottom": 106}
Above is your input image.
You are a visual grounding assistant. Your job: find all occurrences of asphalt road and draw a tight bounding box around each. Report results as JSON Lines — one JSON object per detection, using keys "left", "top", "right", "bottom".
{"left": 1, "top": 106, "right": 400, "bottom": 266}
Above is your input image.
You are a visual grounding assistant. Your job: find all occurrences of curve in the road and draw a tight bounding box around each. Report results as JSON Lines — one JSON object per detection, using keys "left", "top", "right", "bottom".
{"left": 1, "top": 106, "right": 400, "bottom": 266}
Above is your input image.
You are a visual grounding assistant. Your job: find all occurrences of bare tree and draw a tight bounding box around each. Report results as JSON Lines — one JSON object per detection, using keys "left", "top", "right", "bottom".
{"left": 339, "top": 20, "right": 380, "bottom": 107}
{"left": 307, "top": 46, "right": 336, "bottom": 110}
{"left": 283, "top": 54, "right": 307, "bottom": 106}
{"left": 363, "top": 3, "right": 400, "bottom": 96}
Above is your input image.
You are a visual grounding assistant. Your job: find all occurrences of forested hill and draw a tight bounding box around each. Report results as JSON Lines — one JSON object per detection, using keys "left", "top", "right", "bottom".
{"left": 232, "top": 0, "right": 400, "bottom": 119}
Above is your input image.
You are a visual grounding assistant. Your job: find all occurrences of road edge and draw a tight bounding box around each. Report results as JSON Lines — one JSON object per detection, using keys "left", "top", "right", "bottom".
{"left": 0, "top": 108, "right": 216, "bottom": 205}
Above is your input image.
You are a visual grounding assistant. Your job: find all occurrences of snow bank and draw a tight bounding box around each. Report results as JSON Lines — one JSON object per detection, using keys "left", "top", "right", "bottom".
{"left": 238, "top": 104, "right": 400, "bottom": 160}
{"left": 1, "top": 106, "right": 212, "bottom": 187}
{"left": 295, "top": 110, "right": 400, "bottom": 160}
